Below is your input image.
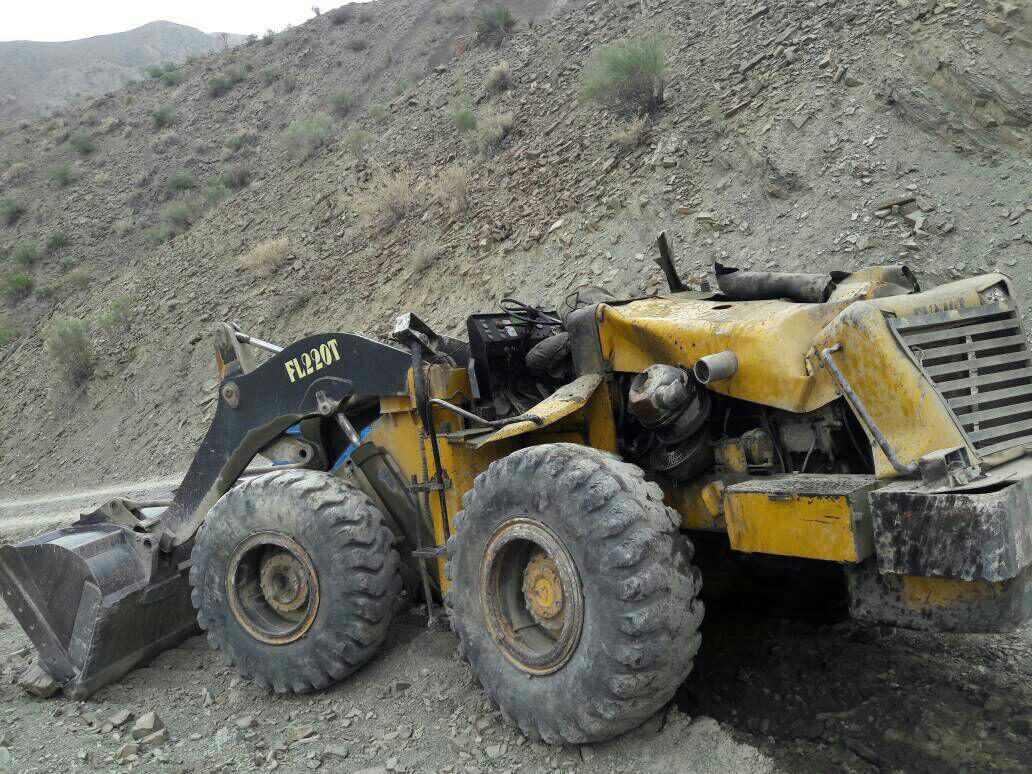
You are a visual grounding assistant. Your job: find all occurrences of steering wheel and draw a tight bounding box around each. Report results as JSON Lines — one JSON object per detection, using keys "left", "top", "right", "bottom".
{"left": 500, "top": 298, "right": 563, "bottom": 326}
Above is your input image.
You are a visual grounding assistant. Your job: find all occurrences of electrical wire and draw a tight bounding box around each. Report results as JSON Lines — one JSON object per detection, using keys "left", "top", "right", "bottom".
{"left": 499, "top": 298, "right": 563, "bottom": 326}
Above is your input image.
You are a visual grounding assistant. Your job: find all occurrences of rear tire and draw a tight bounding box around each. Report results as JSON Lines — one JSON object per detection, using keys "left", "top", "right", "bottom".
{"left": 446, "top": 444, "right": 703, "bottom": 743}
{"left": 189, "top": 469, "right": 401, "bottom": 693}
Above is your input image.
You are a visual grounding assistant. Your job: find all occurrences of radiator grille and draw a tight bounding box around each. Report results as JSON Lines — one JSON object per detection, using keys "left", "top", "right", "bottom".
{"left": 891, "top": 302, "right": 1032, "bottom": 458}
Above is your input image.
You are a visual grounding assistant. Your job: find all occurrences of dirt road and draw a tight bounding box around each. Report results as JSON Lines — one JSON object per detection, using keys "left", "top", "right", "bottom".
{"left": 0, "top": 482, "right": 1028, "bottom": 773}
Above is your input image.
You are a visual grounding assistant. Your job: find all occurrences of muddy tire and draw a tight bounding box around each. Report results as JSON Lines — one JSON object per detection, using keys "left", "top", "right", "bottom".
{"left": 189, "top": 469, "right": 401, "bottom": 693}
{"left": 446, "top": 444, "right": 703, "bottom": 743}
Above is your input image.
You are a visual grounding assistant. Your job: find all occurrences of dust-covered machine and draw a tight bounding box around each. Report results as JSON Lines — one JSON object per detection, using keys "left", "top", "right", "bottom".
{"left": 2, "top": 235, "right": 1030, "bottom": 743}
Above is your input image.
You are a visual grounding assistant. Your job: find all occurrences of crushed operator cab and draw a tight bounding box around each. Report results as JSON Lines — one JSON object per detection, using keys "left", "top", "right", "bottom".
{"left": 1, "top": 236, "right": 1030, "bottom": 746}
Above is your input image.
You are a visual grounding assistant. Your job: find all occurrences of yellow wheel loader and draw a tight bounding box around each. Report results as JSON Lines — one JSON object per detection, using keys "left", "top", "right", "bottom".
{"left": 2, "top": 237, "right": 1030, "bottom": 743}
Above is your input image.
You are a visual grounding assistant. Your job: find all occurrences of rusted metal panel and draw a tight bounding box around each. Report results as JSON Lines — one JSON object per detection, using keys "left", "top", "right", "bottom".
{"left": 847, "top": 561, "right": 1032, "bottom": 633}
{"left": 869, "top": 471, "right": 1032, "bottom": 582}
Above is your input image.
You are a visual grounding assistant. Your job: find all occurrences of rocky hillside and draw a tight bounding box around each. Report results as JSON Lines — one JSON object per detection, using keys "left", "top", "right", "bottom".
{"left": 0, "top": 21, "right": 242, "bottom": 121}
{"left": 0, "top": 0, "right": 1030, "bottom": 494}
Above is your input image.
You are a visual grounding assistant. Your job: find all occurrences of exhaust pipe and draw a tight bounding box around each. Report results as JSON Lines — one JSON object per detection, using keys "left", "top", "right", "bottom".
{"left": 694, "top": 350, "right": 738, "bottom": 384}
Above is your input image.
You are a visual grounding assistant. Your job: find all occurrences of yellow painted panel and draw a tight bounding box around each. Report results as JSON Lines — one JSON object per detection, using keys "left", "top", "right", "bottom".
{"left": 902, "top": 575, "right": 1006, "bottom": 608}
{"left": 470, "top": 374, "right": 602, "bottom": 448}
{"left": 813, "top": 301, "right": 971, "bottom": 477}
{"left": 725, "top": 491, "right": 861, "bottom": 562}
{"left": 597, "top": 296, "right": 844, "bottom": 412}
{"left": 665, "top": 477, "right": 741, "bottom": 531}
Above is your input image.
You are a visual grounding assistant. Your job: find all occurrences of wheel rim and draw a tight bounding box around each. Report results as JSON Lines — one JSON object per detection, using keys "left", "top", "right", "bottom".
{"left": 479, "top": 518, "right": 584, "bottom": 675}
{"left": 226, "top": 531, "right": 320, "bottom": 645}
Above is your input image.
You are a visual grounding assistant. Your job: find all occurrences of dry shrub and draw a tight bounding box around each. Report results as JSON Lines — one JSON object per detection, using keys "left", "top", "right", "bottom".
{"left": 475, "top": 112, "right": 513, "bottom": 156}
{"left": 432, "top": 3, "right": 466, "bottom": 23}
{"left": 356, "top": 168, "right": 420, "bottom": 234}
{"left": 239, "top": 237, "right": 290, "bottom": 273}
{"left": 343, "top": 128, "right": 373, "bottom": 158}
{"left": 485, "top": 61, "right": 511, "bottom": 94}
{"left": 45, "top": 317, "right": 94, "bottom": 385}
{"left": 611, "top": 115, "right": 649, "bottom": 149}
{"left": 431, "top": 164, "right": 470, "bottom": 216}
{"left": 411, "top": 242, "right": 445, "bottom": 274}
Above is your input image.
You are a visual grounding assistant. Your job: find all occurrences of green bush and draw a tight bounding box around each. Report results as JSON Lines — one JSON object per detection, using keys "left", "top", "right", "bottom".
{"left": 166, "top": 169, "right": 197, "bottom": 193}
{"left": 2, "top": 272, "right": 33, "bottom": 301}
{"left": 475, "top": 6, "right": 517, "bottom": 47}
{"left": 207, "top": 66, "right": 246, "bottom": 98}
{"left": 145, "top": 64, "right": 165, "bottom": 79}
{"left": 66, "top": 268, "right": 92, "bottom": 289}
{"left": 0, "top": 197, "right": 24, "bottom": 226}
{"left": 45, "top": 317, "right": 94, "bottom": 384}
{"left": 367, "top": 103, "right": 387, "bottom": 124}
{"left": 161, "top": 68, "right": 184, "bottom": 87}
{"left": 35, "top": 285, "right": 60, "bottom": 301}
{"left": 99, "top": 295, "right": 132, "bottom": 330}
{"left": 225, "top": 131, "right": 258, "bottom": 152}
{"left": 46, "top": 232, "right": 69, "bottom": 252}
{"left": 263, "top": 28, "right": 276, "bottom": 44}
{"left": 161, "top": 198, "right": 200, "bottom": 232}
{"left": 68, "top": 132, "right": 96, "bottom": 155}
{"left": 451, "top": 105, "right": 477, "bottom": 133}
{"left": 207, "top": 76, "right": 234, "bottom": 98}
{"left": 48, "top": 162, "right": 75, "bottom": 187}
{"left": 11, "top": 241, "right": 39, "bottom": 267}
{"left": 258, "top": 67, "right": 279, "bottom": 85}
{"left": 152, "top": 106, "right": 176, "bottom": 129}
{"left": 203, "top": 184, "right": 231, "bottom": 206}
{"left": 219, "top": 165, "right": 251, "bottom": 189}
{"left": 580, "top": 35, "right": 667, "bottom": 116}
{"left": 346, "top": 37, "right": 368, "bottom": 52}
{"left": 329, "top": 91, "right": 355, "bottom": 116}
{"left": 59, "top": 255, "right": 77, "bottom": 271}
{"left": 283, "top": 114, "right": 333, "bottom": 160}
{"left": 343, "top": 128, "right": 373, "bottom": 158}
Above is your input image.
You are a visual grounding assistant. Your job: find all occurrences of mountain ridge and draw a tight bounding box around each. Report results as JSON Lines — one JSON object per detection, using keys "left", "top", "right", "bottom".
{"left": 0, "top": 21, "right": 243, "bottom": 121}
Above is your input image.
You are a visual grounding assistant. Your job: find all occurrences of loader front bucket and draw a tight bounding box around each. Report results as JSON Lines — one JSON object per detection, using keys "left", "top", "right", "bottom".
{"left": 0, "top": 522, "right": 197, "bottom": 698}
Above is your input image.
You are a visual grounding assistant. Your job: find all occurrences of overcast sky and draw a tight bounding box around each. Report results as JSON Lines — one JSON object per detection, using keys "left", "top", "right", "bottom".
{"left": 1, "top": 1, "right": 369, "bottom": 42}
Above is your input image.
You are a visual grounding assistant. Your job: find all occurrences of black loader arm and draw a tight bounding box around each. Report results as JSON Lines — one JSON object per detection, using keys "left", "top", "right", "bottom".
{"left": 0, "top": 330, "right": 411, "bottom": 699}
{"left": 156, "top": 332, "right": 411, "bottom": 547}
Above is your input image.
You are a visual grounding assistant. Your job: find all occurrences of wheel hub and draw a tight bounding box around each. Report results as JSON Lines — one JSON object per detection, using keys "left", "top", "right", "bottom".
{"left": 259, "top": 550, "right": 310, "bottom": 614}
{"left": 480, "top": 518, "right": 584, "bottom": 675}
{"left": 226, "top": 531, "right": 320, "bottom": 645}
{"left": 522, "top": 549, "right": 565, "bottom": 636}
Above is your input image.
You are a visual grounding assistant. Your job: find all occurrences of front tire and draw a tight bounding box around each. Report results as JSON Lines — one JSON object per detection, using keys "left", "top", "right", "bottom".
{"left": 189, "top": 469, "right": 401, "bottom": 693}
{"left": 446, "top": 444, "right": 703, "bottom": 743}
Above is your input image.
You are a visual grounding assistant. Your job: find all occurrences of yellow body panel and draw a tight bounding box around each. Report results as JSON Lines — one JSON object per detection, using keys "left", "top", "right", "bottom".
{"left": 597, "top": 296, "right": 842, "bottom": 412}
{"left": 722, "top": 476, "right": 876, "bottom": 562}
{"left": 470, "top": 374, "right": 602, "bottom": 448}
{"left": 665, "top": 477, "right": 741, "bottom": 531}
{"left": 813, "top": 275, "right": 1006, "bottom": 476}
{"left": 596, "top": 273, "right": 1010, "bottom": 478}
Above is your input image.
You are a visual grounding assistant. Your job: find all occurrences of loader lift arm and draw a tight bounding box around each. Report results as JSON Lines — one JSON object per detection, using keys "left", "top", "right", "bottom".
{"left": 0, "top": 327, "right": 413, "bottom": 698}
